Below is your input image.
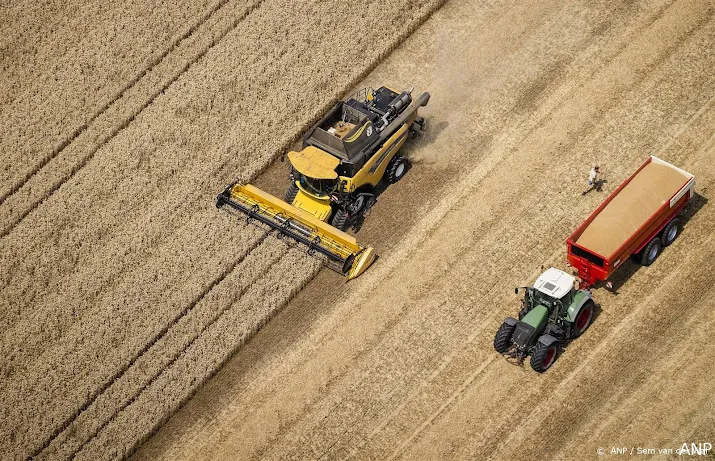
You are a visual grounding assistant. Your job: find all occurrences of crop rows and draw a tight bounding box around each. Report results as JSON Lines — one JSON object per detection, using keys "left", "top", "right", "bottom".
{"left": 0, "top": 0, "right": 222, "bottom": 202}
{"left": 0, "top": 0, "right": 262, "bottom": 237}
{"left": 2, "top": 217, "right": 265, "bottom": 459}
{"left": 1, "top": 0, "right": 446, "bottom": 459}
{"left": 39, "top": 237, "right": 320, "bottom": 460}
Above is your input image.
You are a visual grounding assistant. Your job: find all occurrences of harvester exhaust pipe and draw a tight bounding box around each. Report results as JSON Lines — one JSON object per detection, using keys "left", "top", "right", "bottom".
{"left": 378, "top": 90, "right": 413, "bottom": 132}
{"left": 376, "top": 91, "right": 430, "bottom": 137}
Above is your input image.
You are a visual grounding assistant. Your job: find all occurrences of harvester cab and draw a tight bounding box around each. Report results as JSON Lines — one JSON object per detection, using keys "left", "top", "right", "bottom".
{"left": 216, "top": 85, "right": 430, "bottom": 280}
{"left": 494, "top": 267, "right": 596, "bottom": 373}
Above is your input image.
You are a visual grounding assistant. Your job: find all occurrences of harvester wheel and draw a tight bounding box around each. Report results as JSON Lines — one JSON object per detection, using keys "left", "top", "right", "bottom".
{"left": 285, "top": 182, "right": 299, "bottom": 204}
{"left": 640, "top": 237, "right": 662, "bottom": 266}
{"left": 530, "top": 336, "right": 559, "bottom": 373}
{"left": 331, "top": 209, "right": 349, "bottom": 231}
{"left": 386, "top": 155, "right": 408, "bottom": 184}
{"left": 572, "top": 300, "right": 595, "bottom": 338}
{"left": 661, "top": 218, "right": 680, "bottom": 247}
{"left": 493, "top": 320, "right": 516, "bottom": 353}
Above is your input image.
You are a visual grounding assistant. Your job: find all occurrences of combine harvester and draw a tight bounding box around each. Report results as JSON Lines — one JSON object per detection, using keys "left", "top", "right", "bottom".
{"left": 217, "top": 86, "right": 430, "bottom": 279}
{"left": 494, "top": 156, "right": 695, "bottom": 372}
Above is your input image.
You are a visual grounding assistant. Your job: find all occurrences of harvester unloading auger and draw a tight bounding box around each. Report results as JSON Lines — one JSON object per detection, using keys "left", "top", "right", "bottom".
{"left": 217, "top": 86, "right": 430, "bottom": 279}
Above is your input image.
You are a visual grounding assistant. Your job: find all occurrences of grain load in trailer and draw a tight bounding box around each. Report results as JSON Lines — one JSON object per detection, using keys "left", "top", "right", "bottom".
{"left": 567, "top": 156, "right": 694, "bottom": 287}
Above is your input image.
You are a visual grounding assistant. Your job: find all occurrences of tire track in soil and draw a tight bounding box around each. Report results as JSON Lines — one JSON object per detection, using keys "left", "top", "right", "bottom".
{"left": 27, "top": 230, "right": 270, "bottom": 460}
{"left": 0, "top": 0, "right": 265, "bottom": 238}
{"left": 385, "top": 356, "right": 497, "bottom": 461}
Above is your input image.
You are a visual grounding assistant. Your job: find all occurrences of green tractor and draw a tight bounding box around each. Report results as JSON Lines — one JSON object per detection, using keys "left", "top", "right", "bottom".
{"left": 493, "top": 267, "right": 596, "bottom": 372}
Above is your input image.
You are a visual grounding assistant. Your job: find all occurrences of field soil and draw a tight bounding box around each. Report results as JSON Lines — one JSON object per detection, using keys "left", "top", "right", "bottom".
{"left": 2, "top": 0, "right": 714, "bottom": 460}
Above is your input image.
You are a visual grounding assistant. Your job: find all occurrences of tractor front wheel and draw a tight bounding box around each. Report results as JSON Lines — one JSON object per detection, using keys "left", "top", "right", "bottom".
{"left": 285, "top": 181, "right": 299, "bottom": 204}
{"left": 640, "top": 237, "right": 662, "bottom": 266}
{"left": 493, "top": 320, "right": 516, "bottom": 353}
{"left": 530, "top": 336, "right": 559, "bottom": 373}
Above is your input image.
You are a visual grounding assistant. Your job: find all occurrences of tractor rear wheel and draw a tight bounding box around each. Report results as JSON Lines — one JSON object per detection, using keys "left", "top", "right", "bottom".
{"left": 572, "top": 300, "right": 595, "bottom": 338}
{"left": 285, "top": 182, "right": 299, "bottom": 204}
{"left": 493, "top": 320, "right": 516, "bottom": 353}
{"left": 331, "top": 209, "right": 349, "bottom": 231}
{"left": 386, "top": 155, "right": 408, "bottom": 184}
{"left": 640, "top": 237, "right": 662, "bottom": 266}
{"left": 530, "top": 337, "right": 559, "bottom": 373}
{"left": 661, "top": 218, "right": 680, "bottom": 246}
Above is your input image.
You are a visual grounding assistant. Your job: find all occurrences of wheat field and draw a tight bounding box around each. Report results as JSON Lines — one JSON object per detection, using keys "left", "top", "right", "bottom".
{"left": 3, "top": 0, "right": 715, "bottom": 460}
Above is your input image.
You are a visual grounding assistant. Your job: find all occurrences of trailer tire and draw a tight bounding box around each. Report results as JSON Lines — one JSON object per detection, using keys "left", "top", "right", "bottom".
{"left": 285, "top": 182, "right": 299, "bottom": 204}
{"left": 661, "top": 218, "right": 680, "bottom": 247}
{"left": 386, "top": 155, "right": 408, "bottom": 184}
{"left": 331, "top": 209, "right": 349, "bottom": 231}
{"left": 530, "top": 336, "right": 559, "bottom": 373}
{"left": 640, "top": 237, "right": 662, "bottom": 266}
{"left": 493, "top": 319, "right": 516, "bottom": 353}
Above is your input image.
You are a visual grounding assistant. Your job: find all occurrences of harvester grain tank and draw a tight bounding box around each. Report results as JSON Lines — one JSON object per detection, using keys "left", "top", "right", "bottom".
{"left": 217, "top": 86, "right": 429, "bottom": 279}
{"left": 494, "top": 156, "right": 694, "bottom": 372}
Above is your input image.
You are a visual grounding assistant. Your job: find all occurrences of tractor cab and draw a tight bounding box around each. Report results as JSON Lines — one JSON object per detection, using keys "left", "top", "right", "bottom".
{"left": 529, "top": 267, "right": 576, "bottom": 314}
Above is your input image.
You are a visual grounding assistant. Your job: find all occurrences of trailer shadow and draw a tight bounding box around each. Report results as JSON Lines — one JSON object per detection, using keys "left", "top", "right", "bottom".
{"left": 600, "top": 191, "right": 708, "bottom": 295}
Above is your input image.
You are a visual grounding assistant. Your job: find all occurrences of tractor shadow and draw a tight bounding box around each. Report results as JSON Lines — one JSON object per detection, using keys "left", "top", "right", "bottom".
{"left": 597, "top": 191, "right": 708, "bottom": 295}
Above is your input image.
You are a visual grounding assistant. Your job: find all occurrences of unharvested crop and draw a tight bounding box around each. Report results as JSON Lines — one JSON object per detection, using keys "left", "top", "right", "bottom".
{"left": 0, "top": 0, "right": 445, "bottom": 459}
{"left": 0, "top": 0, "right": 221, "bottom": 201}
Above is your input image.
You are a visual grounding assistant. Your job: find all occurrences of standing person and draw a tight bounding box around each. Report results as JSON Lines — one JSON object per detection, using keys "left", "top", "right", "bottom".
{"left": 582, "top": 165, "right": 601, "bottom": 195}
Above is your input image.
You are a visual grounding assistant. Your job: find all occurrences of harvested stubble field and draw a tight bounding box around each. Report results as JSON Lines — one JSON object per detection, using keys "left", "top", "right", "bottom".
{"left": 2, "top": 1, "right": 715, "bottom": 461}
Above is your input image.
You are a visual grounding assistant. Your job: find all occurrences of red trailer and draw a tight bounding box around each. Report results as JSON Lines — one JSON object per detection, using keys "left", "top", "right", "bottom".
{"left": 567, "top": 156, "right": 695, "bottom": 288}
